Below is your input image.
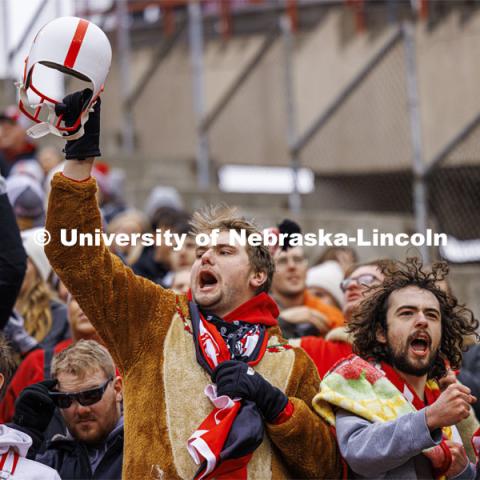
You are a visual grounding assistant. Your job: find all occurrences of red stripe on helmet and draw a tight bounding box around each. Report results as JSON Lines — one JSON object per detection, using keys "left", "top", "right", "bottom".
{"left": 64, "top": 19, "right": 89, "bottom": 68}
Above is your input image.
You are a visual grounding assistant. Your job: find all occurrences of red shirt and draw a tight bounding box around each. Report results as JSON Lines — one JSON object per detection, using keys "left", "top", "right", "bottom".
{"left": 0, "top": 339, "right": 72, "bottom": 423}
{"left": 300, "top": 336, "right": 353, "bottom": 379}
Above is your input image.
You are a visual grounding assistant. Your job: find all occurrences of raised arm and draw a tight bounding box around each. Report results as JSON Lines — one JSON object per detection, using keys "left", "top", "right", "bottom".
{"left": 44, "top": 91, "right": 176, "bottom": 371}
{"left": 0, "top": 175, "right": 27, "bottom": 329}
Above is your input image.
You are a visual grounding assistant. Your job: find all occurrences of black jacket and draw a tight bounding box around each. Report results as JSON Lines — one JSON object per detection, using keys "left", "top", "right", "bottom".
{"left": 131, "top": 245, "right": 169, "bottom": 286}
{"left": 0, "top": 191, "right": 27, "bottom": 329}
{"left": 36, "top": 422, "right": 123, "bottom": 480}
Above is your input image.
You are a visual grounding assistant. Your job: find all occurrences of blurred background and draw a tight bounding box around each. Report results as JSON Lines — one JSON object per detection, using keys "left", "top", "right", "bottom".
{"left": 1, "top": 0, "right": 480, "bottom": 316}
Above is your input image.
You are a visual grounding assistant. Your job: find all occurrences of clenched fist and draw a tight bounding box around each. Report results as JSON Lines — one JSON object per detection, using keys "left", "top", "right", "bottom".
{"left": 425, "top": 383, "right": 476, "bottom": 431}
{"left": 55, "top": 88, "right": 101, "bottom": 160}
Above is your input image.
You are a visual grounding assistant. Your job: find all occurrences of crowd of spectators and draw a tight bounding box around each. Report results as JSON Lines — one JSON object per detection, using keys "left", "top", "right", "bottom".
{"left": 0, "top": 104, "right": 480, "bottom": 479}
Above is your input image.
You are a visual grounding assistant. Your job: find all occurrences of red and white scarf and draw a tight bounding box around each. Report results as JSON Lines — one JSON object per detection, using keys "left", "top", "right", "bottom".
{"left": 187, "top": 293, "right": 279, "bottom": 480}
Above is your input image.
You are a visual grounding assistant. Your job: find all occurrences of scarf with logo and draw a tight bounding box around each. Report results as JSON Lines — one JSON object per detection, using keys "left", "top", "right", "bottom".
{"left": 313, "top": 355, "right": 456, "bottom": 479}
{"left": 187, "top": 293, "right": 279, "bottom": 480}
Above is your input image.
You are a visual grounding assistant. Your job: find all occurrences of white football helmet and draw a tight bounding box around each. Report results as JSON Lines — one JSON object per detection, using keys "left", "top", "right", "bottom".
{"left": 17, "top": 16, "right": 112, "bottom": 139}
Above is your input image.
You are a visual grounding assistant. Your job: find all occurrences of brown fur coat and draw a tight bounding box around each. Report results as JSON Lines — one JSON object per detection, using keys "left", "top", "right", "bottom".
{"left": 45, "top": 173, "right": 342, "bottom": 479}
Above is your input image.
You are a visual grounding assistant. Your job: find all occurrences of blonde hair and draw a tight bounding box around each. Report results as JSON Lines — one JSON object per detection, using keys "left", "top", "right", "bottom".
{"left": 51, "top": 339, "right": 115, "bottom": 380}
{"left": 0, "top": 334, "right": 16, "bottom": 399}
{"left": 190, "top": 204, "right": 275, "bottom": 294}
{"left": 17, "top": 276, "right": 53, "bottom": 343}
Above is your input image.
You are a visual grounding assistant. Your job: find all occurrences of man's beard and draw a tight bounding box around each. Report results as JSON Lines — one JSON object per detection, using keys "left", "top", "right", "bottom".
{"left": 386, "top": 343, "right": 438, "bottom": 377}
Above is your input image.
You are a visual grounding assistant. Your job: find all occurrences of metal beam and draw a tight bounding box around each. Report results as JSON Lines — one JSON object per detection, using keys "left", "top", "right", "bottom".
{"left": 291, "top": 27, "right": 403, "bottom": 155}
{"left": 403, "top": 21, "right": 429, "bottom": 263}
{"left": 425, "top": 111, "right": 480, "bottom": 177}
{"left": 188, "top": 1, "right": 210, "bottom": 190}
{"left": 199, "top": 28, "right": 278, "bottom": 133}
{"left": 116, "top": 0, "right": 135, "bottom": 154}
{"left": 125, "top": 22, "right": 186, "bottom": 109}
{"left": 280, "top": 14, "right": 301, "bottom": 214}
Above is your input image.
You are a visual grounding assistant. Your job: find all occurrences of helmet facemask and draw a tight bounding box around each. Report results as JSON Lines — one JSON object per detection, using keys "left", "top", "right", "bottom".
{"left": 17, "top": 17, "right": 111, "bottom": 140}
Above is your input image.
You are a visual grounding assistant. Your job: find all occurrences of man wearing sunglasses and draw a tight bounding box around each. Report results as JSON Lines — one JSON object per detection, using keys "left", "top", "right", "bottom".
{"left": 43, "top": 92, "right": 342, "bottom": 479}
{"left": 1, "top": 294, "right": 102, "bottom": 429}
{"left": 14, "top": 340, "right": 123, "bottom": 479}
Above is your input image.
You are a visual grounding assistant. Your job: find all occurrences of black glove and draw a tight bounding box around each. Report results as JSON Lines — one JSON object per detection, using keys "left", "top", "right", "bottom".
{"left": 212, "top": 360, "right": 288, "bottom": 423}
{"left": 55, "top": 88, "right": 101, "bottom": 160}
{"left": 13, "top": 379, "right": 57, "bottom": 433}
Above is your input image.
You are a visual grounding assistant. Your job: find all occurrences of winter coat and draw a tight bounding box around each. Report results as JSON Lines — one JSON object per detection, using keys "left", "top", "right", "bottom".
{"left": 36, "top": 420, "right": 123, "bottom": 480}
{"left": 0, "top": 190, "right": 27, "bottom": 329}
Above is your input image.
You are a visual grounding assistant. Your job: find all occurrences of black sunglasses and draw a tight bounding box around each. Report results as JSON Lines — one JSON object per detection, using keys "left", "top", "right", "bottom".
{"left": 49, "top": 377, "right": 113, "bottom": 409}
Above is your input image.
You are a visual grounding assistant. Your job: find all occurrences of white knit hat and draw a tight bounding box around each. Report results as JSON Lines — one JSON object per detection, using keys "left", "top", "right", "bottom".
{"left": 144, "top": 186, "right": 184, "bottom": 221}
{"left": 306, "top": 261, "right": 345, "bottom": 307}
{"left": 6, "top": 174, "right": 45, "bottom": 220}
{"left": 21, "top": 228, "right": 52, "bottom": 282}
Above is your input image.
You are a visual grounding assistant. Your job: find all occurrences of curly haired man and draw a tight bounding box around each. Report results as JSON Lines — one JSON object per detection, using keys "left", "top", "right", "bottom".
{"left": 314, "top": 258, "right": 479, "bottom": 480}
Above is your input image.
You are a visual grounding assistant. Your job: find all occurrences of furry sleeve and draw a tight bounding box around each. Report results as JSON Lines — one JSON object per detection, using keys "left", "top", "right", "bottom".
{"left": 45, "top": 173, "right": 176, "bottom": 372}
{"left": 266, "top": 347, "right": 343, "bottom": 479}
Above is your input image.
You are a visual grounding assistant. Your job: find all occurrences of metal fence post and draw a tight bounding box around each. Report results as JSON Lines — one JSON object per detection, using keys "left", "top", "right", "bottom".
{"left": 188, "top": 0, "right": 210, "bottom": 191}
{"left": 403, "top": 21, "right": 429, "bottom": 263}
{"left": 116, "top": 0, "right": 135, "bottom": 155}
{"left": 281, "top": 14, "right": 301, "bottom": 214}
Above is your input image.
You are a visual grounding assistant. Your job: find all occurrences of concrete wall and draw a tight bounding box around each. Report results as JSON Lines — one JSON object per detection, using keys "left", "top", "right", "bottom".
{"left": 100, "top": 6, "right": 480, "bottom": 175}
{"left": 96, "top": 5, "right": 480, "bottom": 318}
{"left": 417, "top": 11, "right": 480, "bottom": 167}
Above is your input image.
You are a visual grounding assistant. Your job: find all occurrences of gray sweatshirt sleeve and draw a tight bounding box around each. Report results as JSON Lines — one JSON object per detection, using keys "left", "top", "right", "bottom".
{"left": 451, "top": 462, "right": 476, "bottom": 480}
{"left": 335, "top": 408, "right": 442, "bottom": 477}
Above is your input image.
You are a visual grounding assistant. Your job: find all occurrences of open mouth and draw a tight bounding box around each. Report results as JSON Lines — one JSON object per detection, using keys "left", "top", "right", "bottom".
{"left": 199, "top": 270, "right": 218, "bottom": 290}
{"left": 409, "top": 333, "right": 431, "bottom": 356}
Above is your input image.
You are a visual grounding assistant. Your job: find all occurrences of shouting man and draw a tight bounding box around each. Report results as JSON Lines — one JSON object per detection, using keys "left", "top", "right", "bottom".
{"left": 44, "top": 91, "right": 341, "bottom": 479}
{"left": 314, "top": 258, "right": 479, "bottom": 479}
